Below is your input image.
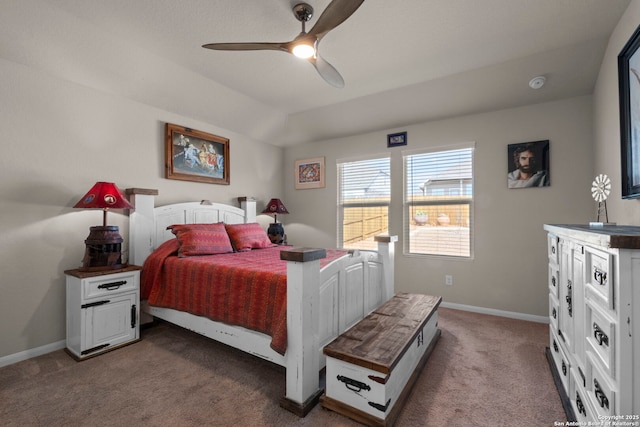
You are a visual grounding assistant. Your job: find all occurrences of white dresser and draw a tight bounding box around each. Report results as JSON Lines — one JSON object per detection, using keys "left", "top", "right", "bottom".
{"left": 544, "top": 224, "right": 639, "bottom": 422}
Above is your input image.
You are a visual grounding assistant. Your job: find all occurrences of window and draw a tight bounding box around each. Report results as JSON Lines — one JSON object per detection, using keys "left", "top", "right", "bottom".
{"left": 404, "top": 144, "right": 474, "bottom": 258}
{"left": 338, "top": 156, "right": 390, "bottom": 250}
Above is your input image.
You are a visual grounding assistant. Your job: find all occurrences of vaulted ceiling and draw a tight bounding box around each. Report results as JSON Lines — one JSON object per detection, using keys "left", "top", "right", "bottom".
{"left": 2, "top": 0, "right": 631, "bottom": 146}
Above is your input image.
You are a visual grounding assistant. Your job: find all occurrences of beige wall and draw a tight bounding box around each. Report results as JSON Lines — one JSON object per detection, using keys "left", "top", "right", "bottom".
{"left": 594, "top": 0, "right": 640, "bottom": 224}
{"left": 0, "top": 58, "right": 283, "bottom": 358}
{"left": 284, "top": 96, "right": 594, "bottom": 317}
{"left": 4, "top": 0, "right": 640, "bottom": 361}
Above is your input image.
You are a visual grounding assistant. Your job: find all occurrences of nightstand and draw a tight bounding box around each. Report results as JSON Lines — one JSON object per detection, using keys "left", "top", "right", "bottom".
{"left": 64, "top": 265, "right": 142, "bottom": 360}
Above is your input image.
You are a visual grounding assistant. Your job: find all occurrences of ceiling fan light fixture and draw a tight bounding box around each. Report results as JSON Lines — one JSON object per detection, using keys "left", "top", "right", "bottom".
{"left": 292, "top": 43, "right": 315, "bottom": 59}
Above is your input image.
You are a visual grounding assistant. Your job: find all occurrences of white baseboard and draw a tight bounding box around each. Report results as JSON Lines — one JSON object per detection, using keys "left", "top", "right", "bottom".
{"left": 440, "top": 301, "right": 549, "bottom": 324}
{"left": 0, "top": 340, "right": 66, "bottom": 368}
{"left": 0, "top": 303, "right": 547, "bottom": 368}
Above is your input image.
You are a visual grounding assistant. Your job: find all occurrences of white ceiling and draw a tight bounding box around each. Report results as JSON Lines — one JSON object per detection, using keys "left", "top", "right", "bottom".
{"left": 10, "top": 0, "right": 633, "bottom": 145}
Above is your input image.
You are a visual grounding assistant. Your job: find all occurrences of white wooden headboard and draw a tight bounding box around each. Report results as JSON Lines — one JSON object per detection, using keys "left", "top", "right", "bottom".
{"left": 126, "top": 189, "right": 256, "bottom": 265}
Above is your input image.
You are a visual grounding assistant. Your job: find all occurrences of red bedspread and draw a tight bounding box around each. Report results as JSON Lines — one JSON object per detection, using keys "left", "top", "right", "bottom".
{"left": 141, "top": 239, "right": 347, "bottom": 355}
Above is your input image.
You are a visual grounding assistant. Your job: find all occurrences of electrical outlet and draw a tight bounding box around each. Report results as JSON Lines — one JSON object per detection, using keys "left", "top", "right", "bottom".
{"left": 445, "top": 275, "right": 453, "bottom": 286}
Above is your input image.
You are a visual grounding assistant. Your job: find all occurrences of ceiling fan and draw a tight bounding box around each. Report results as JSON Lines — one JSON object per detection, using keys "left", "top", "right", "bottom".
{"left": 202, "top": 0, "right": 364, "bottom": 88}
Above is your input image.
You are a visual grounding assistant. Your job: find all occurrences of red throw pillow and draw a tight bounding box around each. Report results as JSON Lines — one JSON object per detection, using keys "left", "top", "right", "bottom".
{"left": 225, "top": 223, "right": 276, "bottom": 252}
{"left": 168, "top": 223, "right": 234, "bottom": 257}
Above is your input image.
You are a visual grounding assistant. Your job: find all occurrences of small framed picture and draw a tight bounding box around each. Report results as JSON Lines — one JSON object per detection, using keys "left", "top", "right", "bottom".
{"left": 387, "top": 132, "right": 407, "bottom": 147}
{"left": 295, "top": 157, "right": 325, "bottom": 189}
{"left": 507, "top": 140, "right": 550, "bottom": 188}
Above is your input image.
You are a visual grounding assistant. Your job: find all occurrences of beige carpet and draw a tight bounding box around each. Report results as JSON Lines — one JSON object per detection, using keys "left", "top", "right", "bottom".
{"left": 0, "top": 308, "right": 566, "bottom": 426}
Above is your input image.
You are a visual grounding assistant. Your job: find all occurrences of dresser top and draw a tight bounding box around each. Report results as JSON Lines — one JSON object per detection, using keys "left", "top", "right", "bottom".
{"left": 544, "top": 224, "right": 640, "bottom": 249}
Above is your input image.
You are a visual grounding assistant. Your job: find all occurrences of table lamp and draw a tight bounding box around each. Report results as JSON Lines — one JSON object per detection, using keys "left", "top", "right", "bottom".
{"left": 261, "top": 198, "right": 289, "bottom": 244}
{"left": 73, "top": 181, "right": 133, "bottom": 271}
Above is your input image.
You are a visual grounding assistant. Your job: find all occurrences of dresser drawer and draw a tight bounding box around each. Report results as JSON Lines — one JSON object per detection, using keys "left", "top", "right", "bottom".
{"left": 586, "top": 353, "right": 616, "bottom": 419}
{"left": 584, "top": 247, "right": 614, "bottom": 311}
{"left": 83, "top": 271, "right": 138, "bottom": 300}
{"left": 570, "top": 367, "right": 595, "bottom": 423}
{"left": 585, "top": 300, "right": 615, "bottom": 379}
{"left": 549, "top": 265, "right": 559, "bottom": 298}
{"left": 549, "top": 326, "right": 570, "bottom": 393}
{"left": 549, "top": 293, "right": 559, "bottom": 331}
{"left": 548, "top": 234, "right": 559, "bottom": 264}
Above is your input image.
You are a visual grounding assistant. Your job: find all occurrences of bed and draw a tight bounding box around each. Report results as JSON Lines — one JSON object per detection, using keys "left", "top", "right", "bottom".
{"left": 126, "top": 188, "right": 397, "bottom": 416}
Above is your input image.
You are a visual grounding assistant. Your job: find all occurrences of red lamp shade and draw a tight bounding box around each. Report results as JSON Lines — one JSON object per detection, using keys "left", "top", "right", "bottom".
{"left": 73, "top": 182, "right": 133, "bottom": 271}
{"left": 73, "top": 182, "right": 133, "bottom": 226}
{"left": 73, "top": 181, "right": 133, "bottom": 210}
{"left": 261, "top": 198, "right": 289, "bottom": 217}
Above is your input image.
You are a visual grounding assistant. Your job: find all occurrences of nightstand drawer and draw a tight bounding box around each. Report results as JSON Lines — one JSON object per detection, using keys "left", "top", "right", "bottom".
{"left": 82, "top": 293, "right": 138, "bottom": 355}
{"left": 83, "top": 271, "right": 138, "bottom": 300}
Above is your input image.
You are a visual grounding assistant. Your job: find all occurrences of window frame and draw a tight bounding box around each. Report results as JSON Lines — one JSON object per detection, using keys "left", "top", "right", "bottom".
{"left": 337, "top": 154, "right": 391, "bottom": 250}
{"left": 402, "top": 143, "right": 475, "bottom": 259}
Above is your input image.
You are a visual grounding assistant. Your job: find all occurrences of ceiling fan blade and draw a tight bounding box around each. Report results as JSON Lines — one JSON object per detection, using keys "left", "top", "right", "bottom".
{"left": 202, "top": 42, "right": 287, "bottom": 52}
{"left": 308, "top": 55, "right": 344, "bottom": 88}
{"left": 308, "top": 0, "right": 364, "bottom": 40}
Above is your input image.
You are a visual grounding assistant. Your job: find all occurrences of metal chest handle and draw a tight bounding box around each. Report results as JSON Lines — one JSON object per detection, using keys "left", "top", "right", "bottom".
{"left": 337, "top": 375, "right": 371, "bottom": 393}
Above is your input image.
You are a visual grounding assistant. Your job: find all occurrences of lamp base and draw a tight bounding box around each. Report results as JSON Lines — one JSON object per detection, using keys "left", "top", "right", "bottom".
{"left": 267, "top": 223, "right": 286, "bottom": 245}
{"left": 79, "top": 226, "right": 125, "bottom": 271}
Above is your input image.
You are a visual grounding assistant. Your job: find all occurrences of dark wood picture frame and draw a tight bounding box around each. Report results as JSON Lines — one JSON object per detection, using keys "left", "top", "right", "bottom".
{"left": 165, "top": 123, "right": 230, "bottom": 185}
{"left": 387, "top": 131, "right": 407, "bottom": 147}
{"left": 618, "top": 24, "right": 640, "bottom": 198}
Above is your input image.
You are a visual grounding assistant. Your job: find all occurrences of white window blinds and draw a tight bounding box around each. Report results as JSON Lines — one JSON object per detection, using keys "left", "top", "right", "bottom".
{"left": 404, "top": 145, "right": 474, "bottom": 258}
{"left": 338, "top": 156, "right": 390, "bottom": 250}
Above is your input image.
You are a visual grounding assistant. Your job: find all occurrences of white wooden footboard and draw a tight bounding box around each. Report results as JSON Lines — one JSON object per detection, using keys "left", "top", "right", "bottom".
{"left": 125, "top": 189, "right": 396, "bottom": 417}
{"left": 280, "top": 237, "right": 396, "bottom": 415}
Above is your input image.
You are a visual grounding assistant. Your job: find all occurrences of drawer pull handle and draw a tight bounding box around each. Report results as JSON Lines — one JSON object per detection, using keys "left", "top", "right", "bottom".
{"left": 593, "top": 268, "right": 607, "bottom": 286}
{"left": 593, "top": 323, "right": 609, "bottom": 347}
{"left": 594, "top": 379, "right": 609, "bottom": 410}
{"left": 576, "top": 392, "right": 586, "bottom": 416}
{"left": 98, "top": 280, "right": 127, "bottom": 290}
{"left": 552, "top": 308, "right": 557, "bottom": 319}
{"left": 337, "top": 375, "right": 371, "bottom": 393}
{"left": 561, "top": 360, "right": 567, "bottom": 376}
{"left": 565, "top": 280, "right": 572, "bottom": 317}
{"left": 553, "top": 340, "right": 558, "bottom": 353}
{"left": 81, "top": 300, "right": 110, "bottom": 309}
{"left": 551, "top": 276, "right": 556, "bottom": 287}
{"left": 131, "top": 304, "right": 137, "bottom": 328}
{"left": 551, "top": 246, "right": 556, "bottom": 254}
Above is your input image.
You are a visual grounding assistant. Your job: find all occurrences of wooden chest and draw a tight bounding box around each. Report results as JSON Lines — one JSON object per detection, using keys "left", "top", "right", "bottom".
{"left": 320, "top": 293, "right": 441, "bottom": 427}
